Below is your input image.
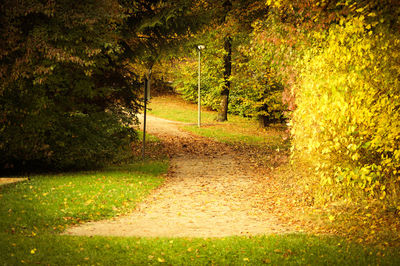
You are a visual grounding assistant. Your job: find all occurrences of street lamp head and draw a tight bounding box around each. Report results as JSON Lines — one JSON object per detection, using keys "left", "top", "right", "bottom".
{"left": 198, "top": 45, "right": 205, "bottom": 50}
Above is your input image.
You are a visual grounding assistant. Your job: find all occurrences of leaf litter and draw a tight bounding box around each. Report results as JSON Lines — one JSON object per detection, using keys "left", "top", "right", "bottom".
{"left": 64, "top": 115, "right": 305, "bottom": 237}
{"left": 65, "top": 114, "right": 397, "bottom": 242}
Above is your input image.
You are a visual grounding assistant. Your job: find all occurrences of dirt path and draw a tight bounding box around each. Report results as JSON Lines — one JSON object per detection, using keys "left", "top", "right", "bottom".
{"left": 64, "top": 115, "right": 295, "bottom": 237}
{"left": 0, "top": 178, "right": 28, "bottom": 186}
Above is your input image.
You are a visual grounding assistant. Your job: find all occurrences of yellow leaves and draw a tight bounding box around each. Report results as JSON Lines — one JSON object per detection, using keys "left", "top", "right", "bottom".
{"left": 328, "top": 215, "right": 335, "bottom": 222}
{"left": 379, "top": 191, "right": 386, "bottom": 200}
{"left": 313, "top": 31, "right": 325, "bottom": 40}
{"left": 85, "top": 199, "right": 93, "bottom": 206}
{"left": 243, "top": 257, "right": 250, "bottom": 262}
{"left": 157, "top": 257, "right": 165, "bottom": 263}
{"left": 376, "top": 185, "right": 387, "bottom": 200}
{"left": 347, "top": 144, "right": 357, "bottom": 152}
{"left": 263, "top": 258, "right": 272, "bottom": 263}
{"left": 266, "top": 0, "right": 282, "bottom": 8}
{"left": 30, "top": 248, "right": 37, "bottom": 254}
{"left": 351, "top": 153, "right": 360, "bottom": 161}
{"left": 293, "top": 12, "right": 400, "bottom": 205}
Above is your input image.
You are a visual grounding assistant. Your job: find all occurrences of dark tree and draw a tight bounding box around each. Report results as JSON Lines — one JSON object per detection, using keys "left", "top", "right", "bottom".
{"left": 0, "top": 0, "right": 139, "bottom": 171}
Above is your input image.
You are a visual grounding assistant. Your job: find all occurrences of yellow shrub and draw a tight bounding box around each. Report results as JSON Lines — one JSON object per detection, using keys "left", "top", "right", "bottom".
{"left": 291, "top": 16, "right": 400, "bottom": 206}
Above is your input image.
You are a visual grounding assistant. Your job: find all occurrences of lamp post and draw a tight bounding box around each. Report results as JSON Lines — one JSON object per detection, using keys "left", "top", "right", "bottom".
{"left": 197, "top": 45, "right": 205, "bottom": 127}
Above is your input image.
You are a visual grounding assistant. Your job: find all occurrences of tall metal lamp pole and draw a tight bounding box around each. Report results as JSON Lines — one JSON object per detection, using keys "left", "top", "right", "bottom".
{"left": 197, "top": 45, "right": 205, "bottom": 127}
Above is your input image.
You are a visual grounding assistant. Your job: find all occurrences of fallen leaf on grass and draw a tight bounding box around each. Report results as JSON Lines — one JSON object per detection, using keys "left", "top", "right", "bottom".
{"left": 263, "top": 258, "right": 271, "bottom": 263}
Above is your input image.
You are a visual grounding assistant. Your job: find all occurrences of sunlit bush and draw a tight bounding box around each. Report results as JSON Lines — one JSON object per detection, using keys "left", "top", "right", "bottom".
{"left": 291, "top": 15, "right": 400, "bottom": 207}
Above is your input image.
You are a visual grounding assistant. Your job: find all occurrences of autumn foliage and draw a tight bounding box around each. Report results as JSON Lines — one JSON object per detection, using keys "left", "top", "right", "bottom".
{"left": 171, "top": 1, "right": 288, "bottom": 124}
{"left": 173, "top": 0, "right": 400, "bottom": 209}
{"left": 263, "top": 0, "right": 400, "bottom": 209}
{"left": 1, "top": 0, "right": 399, "bottom": 214}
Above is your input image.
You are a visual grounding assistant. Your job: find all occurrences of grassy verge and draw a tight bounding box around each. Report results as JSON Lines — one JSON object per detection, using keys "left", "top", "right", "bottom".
{"left": 2, "top": 233, "right": 400, "bottom": 265}
{"left": 148, "top": 95, "right": 288, "bottom": 148}
{"left": 1, "top": 167, "right": 399, "bottom": 265}
{"left": 148, "top": 95, "right": 216, "bottom": 124}
{"left": 137, "top": 130, "right": 160, "bottom": 142}
{"left": 0, "top": 160, "right": 168, "bottom": 236}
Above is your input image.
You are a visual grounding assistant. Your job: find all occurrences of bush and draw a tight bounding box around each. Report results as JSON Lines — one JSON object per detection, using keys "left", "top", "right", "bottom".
{"left": 0, "top": 93, "right": 137, "bottom": 171}
{"left": 171, "top": 57, "right": 222, "bottom": 111}
{"left": 171, "top": 26, "right": 287, "bottom": 123}
{"left": 291, "top": 16, "right": 400, "bottom": 207}
{"left": 0, "top": 0, "right": 140, "bottom": 172}
{"left": 171, "top": 31, "right": 226, "bottom": 113}
{"left": 230, "top": 21, "right": 288, "bottom": 123}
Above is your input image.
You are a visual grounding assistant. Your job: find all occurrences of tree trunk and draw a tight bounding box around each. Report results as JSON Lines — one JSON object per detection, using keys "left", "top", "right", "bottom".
{"left": 257, "top": 115, "right": 270, "bottom": 128}
{"left": 217, "top": 35, "right": 232, "bottom": 122}
{"left": 142, "top": 67, "right": 152, "bottom": 160}
{"left": 217, "top": 0, "right": 232, "bottom": 122}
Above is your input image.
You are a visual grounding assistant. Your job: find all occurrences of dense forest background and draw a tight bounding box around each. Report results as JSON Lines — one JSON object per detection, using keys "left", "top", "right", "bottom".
{"left": 1, "top": 0, "right": 399, "bottom": 210}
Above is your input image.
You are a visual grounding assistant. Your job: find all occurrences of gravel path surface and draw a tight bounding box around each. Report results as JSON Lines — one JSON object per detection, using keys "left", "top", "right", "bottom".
{"left": 64, "top": 115, "right": 294, "bottom": 237}
{"left": 0, "top": 178, "right": 28, "bottom": 186}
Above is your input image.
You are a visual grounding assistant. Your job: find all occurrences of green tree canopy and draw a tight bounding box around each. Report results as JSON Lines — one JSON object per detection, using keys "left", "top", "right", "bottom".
{"left": 0, "top": 0, "right": 211, "bottom": 172}
{"left": 0, "top": 0, "right": 139, "bottom": 171}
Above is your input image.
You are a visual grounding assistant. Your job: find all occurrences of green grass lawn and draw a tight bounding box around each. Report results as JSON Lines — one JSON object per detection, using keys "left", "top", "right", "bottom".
{"left": 148, "top": 95, "right": 288, "bottom": 148}
{"left": 2, "top": 232, "right": 400, "bottom": 265}
{"left": 1, "top": 160, "right": 399, "bottom": 265}
{"left": 0, "top": 161, "right": 168, "bottom": 235}
{"left": 148, "top": 95, "right": 217, "bottom": 124}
